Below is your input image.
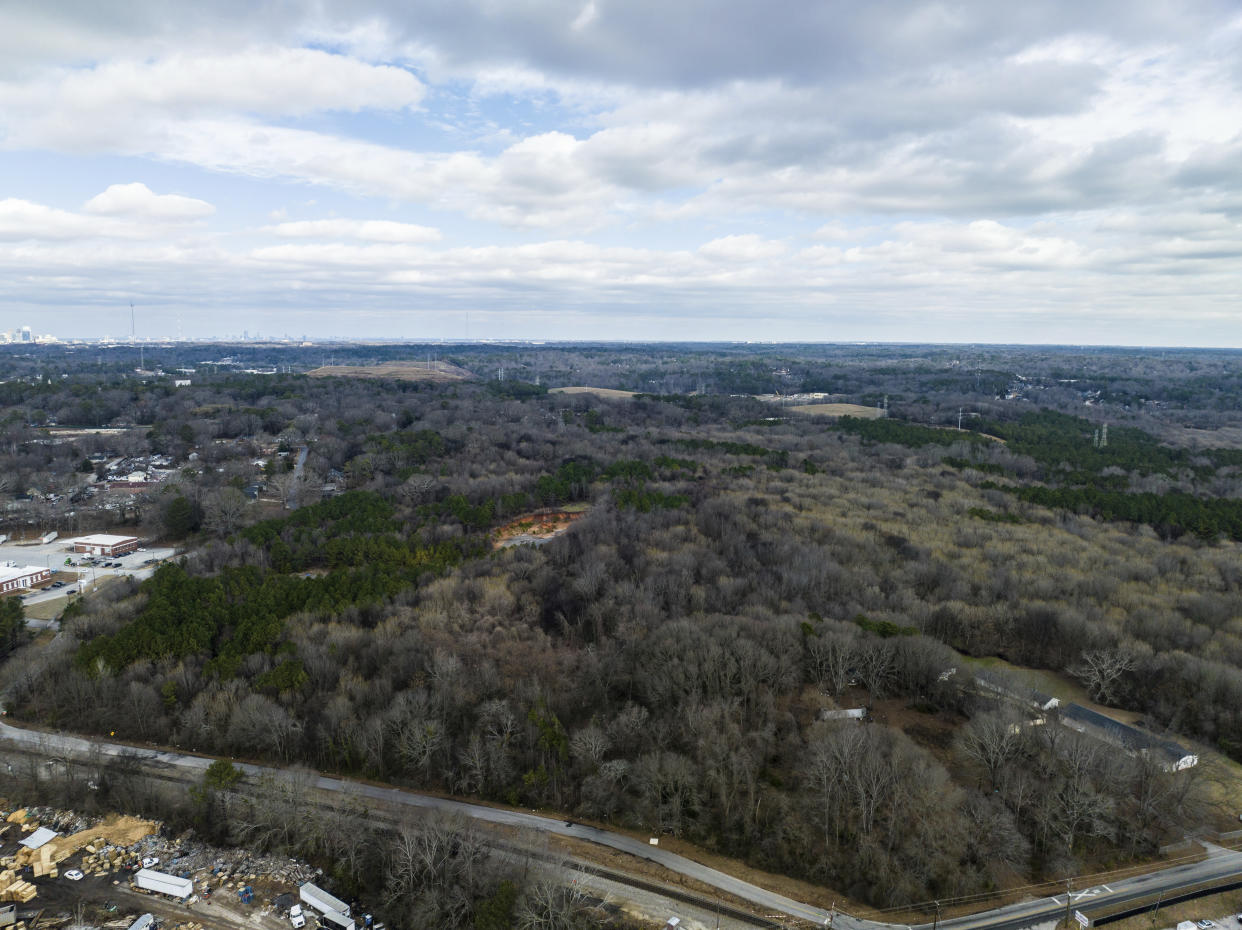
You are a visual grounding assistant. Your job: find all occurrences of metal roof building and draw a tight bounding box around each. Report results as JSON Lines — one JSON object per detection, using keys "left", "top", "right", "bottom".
{"left": 0, "top": 564, "right": 50, "bottom": 594}
{"left": 1061, "top": 703, "right": 1198, "bottom": 771}
{"left": 71, "top": 534, "right": 140, "bottom": 557}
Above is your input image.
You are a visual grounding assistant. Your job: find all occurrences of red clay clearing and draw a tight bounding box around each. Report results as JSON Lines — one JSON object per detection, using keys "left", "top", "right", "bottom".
{"left": 493, "top": 510, "right": 585, "bottom": 547}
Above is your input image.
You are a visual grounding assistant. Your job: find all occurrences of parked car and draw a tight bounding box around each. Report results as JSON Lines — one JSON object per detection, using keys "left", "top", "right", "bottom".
{"left": 64, "top": 869, "right": 84, "bottom": 881}
{"left": 141, "top": 856, "right": 159, "bottom": 869}
{"left": 1196, "top": 921, "right": 1215, "bottom": 929}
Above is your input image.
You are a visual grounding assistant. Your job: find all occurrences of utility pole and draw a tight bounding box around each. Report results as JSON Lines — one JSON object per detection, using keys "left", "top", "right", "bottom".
{"left": 933, "top": 900, "right": 941, "bottom": 930}
{"left": 1064, "top": 877, "right": 1072, "bottom": 929}
{"left": 958, "top": 407, "right": 964, "bottom": 430}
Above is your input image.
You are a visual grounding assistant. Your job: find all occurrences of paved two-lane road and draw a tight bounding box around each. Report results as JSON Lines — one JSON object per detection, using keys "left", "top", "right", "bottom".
{"left": 0, "top": 720, "right": 836, "bottom": 925}
{"left": 3, "top": 719, "right": 1240, "bottom": 930}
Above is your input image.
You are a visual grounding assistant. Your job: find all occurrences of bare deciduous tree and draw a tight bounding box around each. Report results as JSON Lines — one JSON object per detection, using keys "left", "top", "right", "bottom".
{"left": 1071, "top": 647, "right": 1141, "bottom": 704}
{"left": 203, "top": 486, "right": 248, "bottom": 535}
{"left": 956, "top": 709, "right": 1025, "bottom": 790}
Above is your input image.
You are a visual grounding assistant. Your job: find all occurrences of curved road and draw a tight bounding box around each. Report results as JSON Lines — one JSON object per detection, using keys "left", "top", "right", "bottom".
{"left": 3, "top": 720, "right": 1240, "bottom": 930}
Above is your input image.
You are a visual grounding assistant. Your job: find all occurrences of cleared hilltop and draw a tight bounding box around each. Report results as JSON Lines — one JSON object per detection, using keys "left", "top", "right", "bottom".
{"left": 307, "top": 360, "right": 473, "bottom": 382}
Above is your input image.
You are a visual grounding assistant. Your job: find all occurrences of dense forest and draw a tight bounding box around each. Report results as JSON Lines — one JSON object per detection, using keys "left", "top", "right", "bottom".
{"left": 3, "top": 343, "right": 1242, "bottom": 921}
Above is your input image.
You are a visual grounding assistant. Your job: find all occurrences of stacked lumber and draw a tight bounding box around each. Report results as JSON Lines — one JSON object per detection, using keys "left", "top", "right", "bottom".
{"left": 29, "top": 846, "right": 56, "bottom": 877}
{"left": 80, "top": 844, "right": 127, "bottom": 875}
{"left": 0, "top": 877, "right": 35, "bottom": 902}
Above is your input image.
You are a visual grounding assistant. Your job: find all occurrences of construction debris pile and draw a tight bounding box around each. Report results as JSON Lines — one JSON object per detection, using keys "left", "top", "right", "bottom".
{"left": 0, "top": 803, "right": 344, "bottom": 930}
{"left": 147, "top": 838, "right": 319, "bottom": 889}
{"left": 0, "top": 808, "right": 160, "bottom": 902}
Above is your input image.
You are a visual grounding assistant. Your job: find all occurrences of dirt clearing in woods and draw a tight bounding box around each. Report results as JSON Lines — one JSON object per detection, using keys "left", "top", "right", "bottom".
{"left": 548, "top": 386, "right": 637, "bottom": 398}
{"left": 494, "top": 510, "right": 586, "bottom": 548}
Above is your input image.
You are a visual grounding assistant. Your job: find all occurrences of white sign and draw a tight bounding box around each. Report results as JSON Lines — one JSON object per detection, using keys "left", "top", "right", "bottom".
{"left": 1075, "top": 910, "right": 1089, "bottom": 927}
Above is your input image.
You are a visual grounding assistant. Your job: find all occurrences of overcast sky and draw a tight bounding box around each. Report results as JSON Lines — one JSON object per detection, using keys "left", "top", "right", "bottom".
{"left": 2, "top": 1, "right": 1241, "bottom": 344}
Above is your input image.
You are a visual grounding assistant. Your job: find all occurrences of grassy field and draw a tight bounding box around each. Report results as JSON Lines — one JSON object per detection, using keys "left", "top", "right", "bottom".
{"left": 548, "top": 386, "right": 637, "bottom": 398}
{"left": 787, "top": 402, "right": 885, "bottom": 417}
{"left": 962, "top": 655, "right": 1097, "bottom": 707}
{"left": 23, "top": 574, "right": 123, "bottom": 622}
{"left": 307, "top": 361, "right": 472, "bottom": 382}
{"left": 24, "top": 595, "right": 69, "bottom": 621}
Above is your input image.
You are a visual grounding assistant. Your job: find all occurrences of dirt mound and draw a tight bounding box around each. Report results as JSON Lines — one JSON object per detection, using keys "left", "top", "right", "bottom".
{"left": 87, "top": 814, "right": 159, "bottom": 846}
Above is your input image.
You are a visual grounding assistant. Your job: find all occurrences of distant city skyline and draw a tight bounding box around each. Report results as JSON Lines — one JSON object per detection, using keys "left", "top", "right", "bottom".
{"left": 2, "top": 2, "right": 1241, "bottom": 346}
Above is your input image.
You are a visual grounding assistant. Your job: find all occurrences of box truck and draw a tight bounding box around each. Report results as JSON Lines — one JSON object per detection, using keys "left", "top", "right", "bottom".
{"left": 300, "top": 883, "right": 351, "bottom": 918}
{"left": 319, "top": 911, "right": 355, "bottom": 930}
{"left": 135, "top": 868, "right": 193, "bottom": 900}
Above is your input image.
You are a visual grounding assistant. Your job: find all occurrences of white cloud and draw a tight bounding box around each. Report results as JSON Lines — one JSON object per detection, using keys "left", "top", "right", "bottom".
{"left": 83, "top": 182, "right": 214, "bottom": 220}
{"left": 698, "top": 234, "right": 786, "bottom": 262}
{"left": 2, "top": 2, "right": 1242, "bottom": 341}
{"left": 0, "top": 198, "right": 144, "bottom": 240}
{"left": 4, "top": 206, "right": 1242, "bottom": 343}
{"left": 0, "top": 199, "right": 108, "bottom": 240}
{"left": 263, "top": 219, "right": 441, "bottom": 243}
{"left": 571, "top": 1, "right": 599, "bottom": 32}
{"left": 126, "top": 119, "right": 625, "bottom": 229}
{"left": 4, "top": 29, "right": 1238, "bottom": 234}
{"left": 0, "top": 46, "right": 425, "bottom": 156}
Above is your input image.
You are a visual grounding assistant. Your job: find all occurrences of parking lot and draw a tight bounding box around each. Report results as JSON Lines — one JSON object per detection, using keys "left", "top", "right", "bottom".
{"left": 1, "top": 537, "right": 177, "bottom": 613}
